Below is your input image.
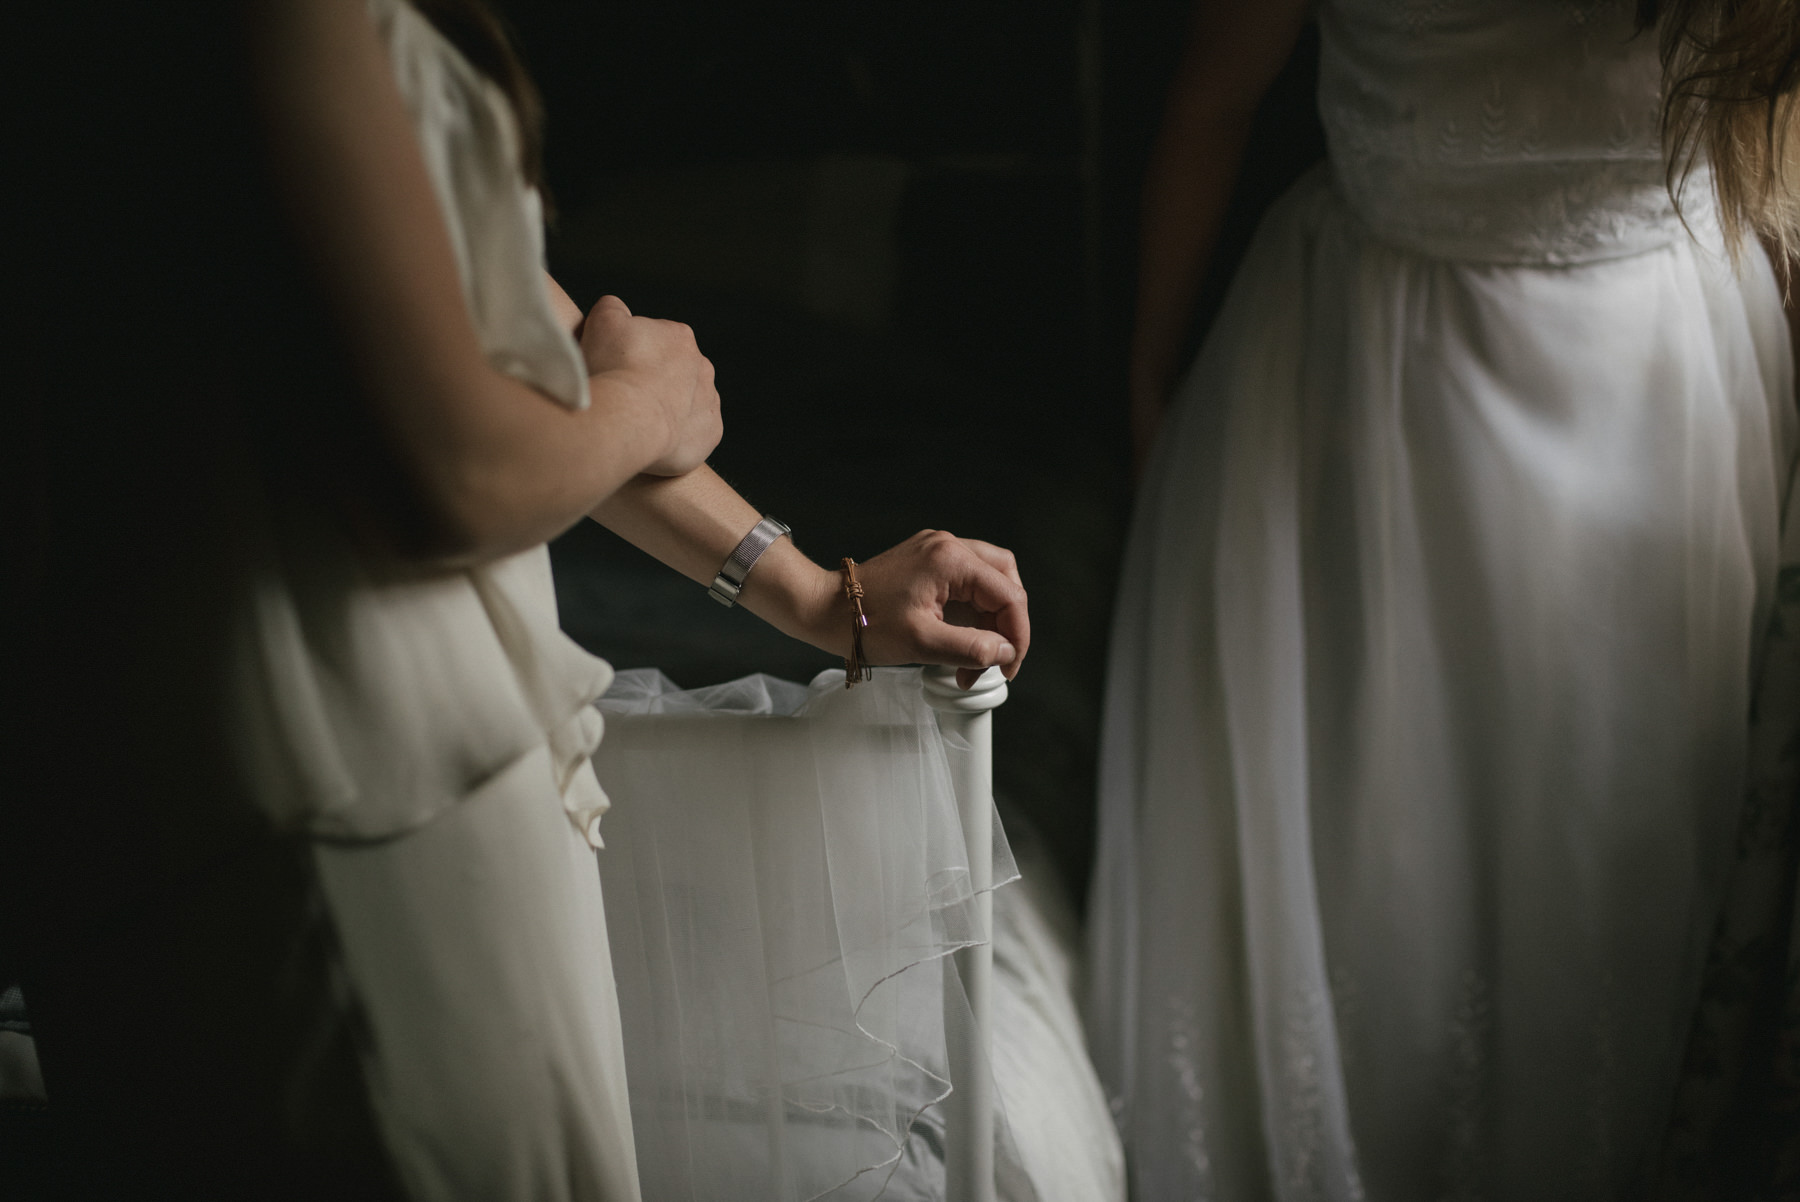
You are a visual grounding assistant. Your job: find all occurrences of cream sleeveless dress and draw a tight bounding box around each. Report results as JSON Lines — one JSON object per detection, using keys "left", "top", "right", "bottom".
{"left": 1086, "top": 2, "right": 1798, "bottom": 1198}
{"left": 229, "top": 2, "right": 639, "bottom": 1197}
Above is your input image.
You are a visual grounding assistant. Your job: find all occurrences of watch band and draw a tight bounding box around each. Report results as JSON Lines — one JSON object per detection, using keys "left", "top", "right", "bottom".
{"left": 708, "top": 516, "right": 792, "bottom": 607}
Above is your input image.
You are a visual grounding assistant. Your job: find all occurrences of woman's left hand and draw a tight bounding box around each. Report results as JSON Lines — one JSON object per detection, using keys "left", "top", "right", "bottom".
{"left": 801, "top": 529, "right": 1030, "bottom": 691}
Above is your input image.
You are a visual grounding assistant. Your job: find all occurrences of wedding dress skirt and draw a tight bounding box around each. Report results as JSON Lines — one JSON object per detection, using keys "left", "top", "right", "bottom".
{"left": 1086, "top": 166, "right": 1797, "bottom": 1200}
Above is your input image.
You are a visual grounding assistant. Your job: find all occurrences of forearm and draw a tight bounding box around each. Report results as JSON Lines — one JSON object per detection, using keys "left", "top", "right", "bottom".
{"left": 248, "top": 0, "right": 692, "bottom": 567}
{"left": 589, "top": 467, "right": 841, "bottom": 651}
{"left": 395, "top": 368, "right": 673, "bottom": 564}
{"left": 594, "top": 468, "right": 1032, "bottom": 687}
{"left": 1129, "top": 111, "right": 1258, "bottom": 404}
{"left": 1129, "top": 0, "right": 1310, "bottom": 423}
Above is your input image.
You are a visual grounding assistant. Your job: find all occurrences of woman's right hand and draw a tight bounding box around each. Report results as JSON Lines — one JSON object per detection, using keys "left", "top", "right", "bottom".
{"left": 580, "top": 295, "right": 722, "bottom": 477}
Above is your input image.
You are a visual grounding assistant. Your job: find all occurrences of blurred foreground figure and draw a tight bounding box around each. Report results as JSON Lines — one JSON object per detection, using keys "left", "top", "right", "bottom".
{"left": 1087, "top": 1, "right": 1800, "bottom": 1197}
{"left": 2, "top": 1, "right": 1027, "bottom": 1198}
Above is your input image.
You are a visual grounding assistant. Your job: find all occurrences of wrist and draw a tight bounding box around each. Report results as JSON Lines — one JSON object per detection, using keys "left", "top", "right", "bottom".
{"left": 588, "top": 369, "right": 675, "bottom": 474}
{"left": 736, "top": 543, "right": 845, "bottom": 655}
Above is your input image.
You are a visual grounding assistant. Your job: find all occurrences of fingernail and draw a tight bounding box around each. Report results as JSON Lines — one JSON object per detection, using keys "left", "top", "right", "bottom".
{"left": 996, "top": 643, "right": 1017, "bottom": 664}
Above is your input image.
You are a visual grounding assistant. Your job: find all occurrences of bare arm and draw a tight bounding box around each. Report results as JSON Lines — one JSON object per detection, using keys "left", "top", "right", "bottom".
{"left": 540, "top": 277, "right": 1030, "bottom": 688}
{"left": 591, "top": 470, "right": 1029, "bottom": 688}
{"left": 247, "top": 0, "right": 718, "bottom": 565}
{"left": 1129, "top": 0, "right": 1311, "bottom": 470}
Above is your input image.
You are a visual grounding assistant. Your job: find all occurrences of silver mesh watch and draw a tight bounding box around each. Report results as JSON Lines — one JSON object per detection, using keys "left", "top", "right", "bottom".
{"left": 708, "top": 516, "right": 792, "bottom": 607}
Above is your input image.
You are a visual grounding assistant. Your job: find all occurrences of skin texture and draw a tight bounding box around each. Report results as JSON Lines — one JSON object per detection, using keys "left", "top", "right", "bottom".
{"left": 253, "top": 0, "right": 1027, "bottom": 688}
{"left": 249, "top": 0, "right": 720, "bottom": 564}
{"left": 550, "top": 281, "right": 1029, "bottom": 690}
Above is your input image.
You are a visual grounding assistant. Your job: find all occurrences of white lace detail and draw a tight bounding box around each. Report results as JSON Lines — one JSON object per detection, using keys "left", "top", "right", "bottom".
{"left": 1320, "top": 0, "right": 1689, "bottom": 263}
{"left": 1327, "top": 965, "right": 1363, "bottom": 1076}
{"left": 1324, "top": 963, "right": 1639, "bottom": 1200}
{"left": 1438, "top": 969, "right": 1492, "bottom": 1202}
{"left": 1278, "top": 988, "right": 1367, "bottom": 1202}
{"left": 1398, "top": 0, "right": 1457, "bottom": 33}
{"left": 1165, "top": 993, "right": 1217, "bottom": 1197}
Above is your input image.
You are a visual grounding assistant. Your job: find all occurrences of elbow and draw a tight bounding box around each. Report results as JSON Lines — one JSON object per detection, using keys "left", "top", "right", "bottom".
{"left": 354, "top": 368, "right": 597, "bottom": 567}
{"left": 418, "top": 459, "right": 568, "bottom": 568}
{"left": 369, "top": 447, "right": 562, "bottom": 570}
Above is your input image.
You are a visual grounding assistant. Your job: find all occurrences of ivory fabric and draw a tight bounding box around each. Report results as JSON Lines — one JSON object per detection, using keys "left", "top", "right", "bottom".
{"left": 315, "top": 746, "right": 639, "bottom": 1202}
{"left": 592, "top": 668, "right": 1124, "bottom": 1201}
{"left": 985, "top": 819, "right": 1129, "bottom": 1202}
{"left": 231, "top": 0, "right": 614, "bottom": 847}
{"left": 1085, "top": 2, "right": 1800, "bottom": 1198}
{"left": 290, "top": 2, "right": 634, "bottom": 1197}
{"left": 592, "top": 668, "right": 1022, "bottom": 1201}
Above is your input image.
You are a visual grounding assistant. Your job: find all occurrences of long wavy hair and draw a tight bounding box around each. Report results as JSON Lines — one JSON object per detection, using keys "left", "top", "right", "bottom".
{"left": 1642, "top": 0, "right": 1800, "bottom": 254}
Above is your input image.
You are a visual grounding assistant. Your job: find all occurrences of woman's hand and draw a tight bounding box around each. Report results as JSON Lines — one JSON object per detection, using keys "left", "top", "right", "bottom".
{"left": 791, "top": 530, "right": 1031, "bottom": 691}
{"left": 588, "top": 468, "right": 1029, "bottom": 691}
{"left": 580, "top": 295, "right": 722, "bottom": 477}
{"left": 248, "top": 0, "right": 720, "bottom": 565}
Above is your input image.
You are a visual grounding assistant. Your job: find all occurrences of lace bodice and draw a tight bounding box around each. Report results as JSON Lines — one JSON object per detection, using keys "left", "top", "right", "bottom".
{"left": 1320, "top": 0, "right": 1696, "bottom": 263}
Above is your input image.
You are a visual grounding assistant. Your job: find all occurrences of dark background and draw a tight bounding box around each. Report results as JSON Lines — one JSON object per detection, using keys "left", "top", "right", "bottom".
{"left": 506, "top": 0, "right": 1327, "bottom": 904}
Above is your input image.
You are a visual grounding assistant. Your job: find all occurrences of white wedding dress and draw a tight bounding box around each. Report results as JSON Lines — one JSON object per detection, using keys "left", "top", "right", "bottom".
{"left": 1086, "top": 2, "right": 1799, "bottom": 1199}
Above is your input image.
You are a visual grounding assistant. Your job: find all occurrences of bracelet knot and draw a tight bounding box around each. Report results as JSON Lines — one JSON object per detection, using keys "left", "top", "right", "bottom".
{"left": 839, "top": 557, "right": 871, "bottom": 687}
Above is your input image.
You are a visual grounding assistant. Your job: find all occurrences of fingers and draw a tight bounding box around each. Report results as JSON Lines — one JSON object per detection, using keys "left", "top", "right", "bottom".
{"left": 961, "top": 539, "right": 1023, "bottom": 591}
{"left": 913, "top": 620, "right": 1018, "bottom": 677}
{"left": 957, "top": 540, "right": 1029, "bottom": 672}
{"left": 589, "top": 294, "right": 631, "bottom": 321}
{"left": 578, "top": 296, "right": 633, "bottom": 369}
{"left": 885, "top": 531, "right": 1030, "bottom": 683}
{"left": 896, "top": 533, "right": 1029, "bottom": 684}
{"left": 948, "top": 554, "right": 1030, "bottom": 680}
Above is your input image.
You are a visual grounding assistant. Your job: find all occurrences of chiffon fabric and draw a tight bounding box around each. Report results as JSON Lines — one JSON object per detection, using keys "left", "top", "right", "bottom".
{"left": 1085, "top": 2, "right": 1799, "bottom": 1198}
{"left": 594, "top": 668, "right": 1127, "bottom": 1202}
{"left": 233, "top": 0, "right": 614, "bottom": 846}
{"left": 592, "top": 668, "right": 1028, "bottom": 1201}
{"left": 258, "top": 1, "right": 638, "bottom": 1196}
{"left": 1656, "top": 512, "right": 1800, "bottom": 1194}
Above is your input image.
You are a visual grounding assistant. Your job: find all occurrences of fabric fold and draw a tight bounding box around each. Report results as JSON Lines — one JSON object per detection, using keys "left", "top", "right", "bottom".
{"left": 592, "top": 667, "right": 1018, "bottom": 1200}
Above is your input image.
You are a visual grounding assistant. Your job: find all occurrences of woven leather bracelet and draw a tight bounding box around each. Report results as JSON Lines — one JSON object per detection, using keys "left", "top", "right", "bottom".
{"left": 839, "top": 557, "right": 871, "bottom": 687}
